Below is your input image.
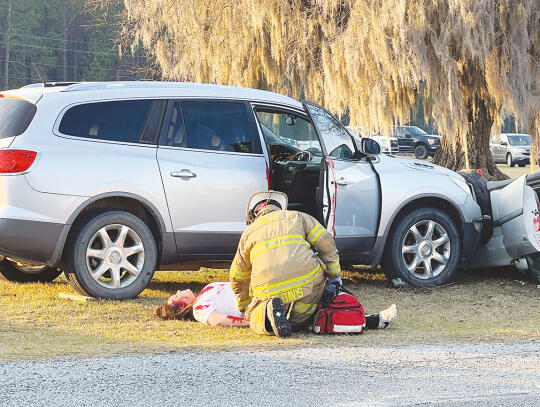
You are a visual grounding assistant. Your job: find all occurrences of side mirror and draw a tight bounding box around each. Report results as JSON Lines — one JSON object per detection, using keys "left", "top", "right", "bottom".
{"left": 360, "top": 138, "right": 381, "bottom": 156}
{"left": 501, "top": 141, "right": 507, "bottom": 146}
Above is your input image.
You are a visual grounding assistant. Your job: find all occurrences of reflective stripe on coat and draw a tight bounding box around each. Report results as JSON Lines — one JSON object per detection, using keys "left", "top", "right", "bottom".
{"left": 230, "top": 205, "right": 341, "bottom": 311}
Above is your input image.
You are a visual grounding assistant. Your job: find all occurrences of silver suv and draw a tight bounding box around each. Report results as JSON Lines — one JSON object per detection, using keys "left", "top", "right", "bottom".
{"left": 490, "top": 133, "right": 534, "bottom": 167}
{"left": 0, "top": 82, "right": 486, "bottom": 298}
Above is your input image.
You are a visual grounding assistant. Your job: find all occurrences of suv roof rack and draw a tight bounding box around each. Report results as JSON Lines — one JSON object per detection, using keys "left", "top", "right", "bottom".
{"left": 21, "top": 82, "right": 79, "bottom": 89}
{"left": 62, "top": 81, "right": 199, "bottom": 92}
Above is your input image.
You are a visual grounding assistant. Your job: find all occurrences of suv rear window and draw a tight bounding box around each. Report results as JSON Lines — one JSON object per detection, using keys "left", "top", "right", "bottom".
{"left": 59, "top": 100, "right": 165, "bottom": 144}
{"left": 0, "top": 97, "right": 37, "bottom": 139}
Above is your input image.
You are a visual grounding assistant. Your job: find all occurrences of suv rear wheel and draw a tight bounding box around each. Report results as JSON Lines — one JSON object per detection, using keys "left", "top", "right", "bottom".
{"left": 0, "top": 259, "right": 62, "bottom": 283}
{"left": 64, "top": 211, "right": 157, "bottom": 299}
{"left": 383, "top": 207, "right": 461, "bottom": 287}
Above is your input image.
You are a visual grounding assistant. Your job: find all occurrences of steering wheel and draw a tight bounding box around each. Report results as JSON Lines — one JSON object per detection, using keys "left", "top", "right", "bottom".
{"left": 292, "top": 150, "right": 313, "bottom": 162}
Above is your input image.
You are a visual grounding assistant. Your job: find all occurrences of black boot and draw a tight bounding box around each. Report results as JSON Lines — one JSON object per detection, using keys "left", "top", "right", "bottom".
{"left": 267, "top": 298, "right": 291, "bottom": 338}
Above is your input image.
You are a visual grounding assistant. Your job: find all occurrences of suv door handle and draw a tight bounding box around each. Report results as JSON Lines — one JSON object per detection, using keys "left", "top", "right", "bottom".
{"left": 336, "top": 177, "right": 349, "bottom": 186}
{"left": 171, "top": 169, "right": 197, "bottom": 179}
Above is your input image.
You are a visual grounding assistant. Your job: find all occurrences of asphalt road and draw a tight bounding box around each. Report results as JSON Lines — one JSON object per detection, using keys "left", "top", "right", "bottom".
{"left": 1, "top": 342, "right": 539, "bottom": 406}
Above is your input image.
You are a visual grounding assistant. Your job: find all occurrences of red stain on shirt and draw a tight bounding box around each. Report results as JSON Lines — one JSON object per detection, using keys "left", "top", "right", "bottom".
{"left": 226, "top": 315, "right": 245, "bottom": 324}
{"left": 194, "top": 304, "right": 210, "bottom": 310}
{"left": 198, "top": 284, "right": 215, "bottom": 296}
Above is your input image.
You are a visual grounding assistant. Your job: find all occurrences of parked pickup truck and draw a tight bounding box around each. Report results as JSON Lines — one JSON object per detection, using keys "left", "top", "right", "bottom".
{"left": 0, "top": 81, "right": 535, "bottom": 298}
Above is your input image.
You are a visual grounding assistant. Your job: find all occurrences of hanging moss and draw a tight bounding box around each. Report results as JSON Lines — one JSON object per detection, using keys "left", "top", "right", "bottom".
{"left": 89, "top": 0, "right": 539, "bottom": 177}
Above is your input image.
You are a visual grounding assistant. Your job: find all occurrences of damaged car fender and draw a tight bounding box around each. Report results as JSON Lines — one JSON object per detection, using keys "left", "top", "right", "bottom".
{"left": 368, "top": 154, "right": 483, "bottom": 266}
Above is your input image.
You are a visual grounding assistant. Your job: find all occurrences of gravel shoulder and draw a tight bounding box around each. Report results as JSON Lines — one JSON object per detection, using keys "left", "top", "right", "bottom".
{"left": 1, "top": 342, "right": 539, "bottom": 406}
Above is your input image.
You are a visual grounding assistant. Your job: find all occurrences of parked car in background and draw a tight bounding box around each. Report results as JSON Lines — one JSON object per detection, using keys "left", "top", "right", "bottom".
{"left": 346, "top": 126, "right": 399, "bottom": 154}
{"left": 392, "top": 126, "right": 440, "bottom": 159}
{"left": 0, "top": 81, "right": 486, "bottom": 298}
{"left": 490, "top": 133, "right": 534, "bottom": 167}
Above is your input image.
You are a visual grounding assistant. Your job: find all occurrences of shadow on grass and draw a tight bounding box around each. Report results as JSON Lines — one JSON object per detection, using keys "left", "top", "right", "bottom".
{"left": 146, "top": 279, "right": 210, "bottom": 295}
{"left": 455, "top": 266, "right": 532, "bottom": 284}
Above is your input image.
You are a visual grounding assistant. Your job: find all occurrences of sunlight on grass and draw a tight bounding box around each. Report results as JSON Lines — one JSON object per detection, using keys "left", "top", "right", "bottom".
{"left": 498, "top": 163, "right": 535, "bottom": 178}
{"left": 1, "top": 267, "right": 539, "bottom": 361}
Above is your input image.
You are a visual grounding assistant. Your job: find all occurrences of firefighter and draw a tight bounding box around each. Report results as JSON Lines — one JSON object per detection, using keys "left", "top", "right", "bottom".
{"left": 230, "top": 191, "right": 342, "bottom": 338}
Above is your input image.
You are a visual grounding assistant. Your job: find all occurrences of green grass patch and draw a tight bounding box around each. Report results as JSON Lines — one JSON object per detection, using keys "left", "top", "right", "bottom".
{"left": 498, "top": 163, "right": 533, "bottom": 178}
{"left": 1, "top": 266, "right": 539, "bottom": 361}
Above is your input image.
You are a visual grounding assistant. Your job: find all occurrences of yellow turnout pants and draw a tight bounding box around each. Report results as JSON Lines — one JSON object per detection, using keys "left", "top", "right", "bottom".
{"left": 245, "top": 275, "right": 326, "bottom": 335}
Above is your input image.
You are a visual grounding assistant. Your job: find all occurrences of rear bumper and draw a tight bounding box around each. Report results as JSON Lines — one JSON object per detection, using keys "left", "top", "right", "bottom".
{"left": 0, "top": 218, "right": 66, "bottom": 265}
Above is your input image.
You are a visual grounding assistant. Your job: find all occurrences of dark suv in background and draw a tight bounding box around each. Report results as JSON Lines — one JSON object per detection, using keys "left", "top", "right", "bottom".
{"left": 392, "top": 126, "right": 441, "bottom": 159}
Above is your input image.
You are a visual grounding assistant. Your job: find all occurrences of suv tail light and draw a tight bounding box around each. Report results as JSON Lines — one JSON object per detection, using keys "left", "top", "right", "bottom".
{"left": 0, "top": 150, "right": 37, "bottom": 173}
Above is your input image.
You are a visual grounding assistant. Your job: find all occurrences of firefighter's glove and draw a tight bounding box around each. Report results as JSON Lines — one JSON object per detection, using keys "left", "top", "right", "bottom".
{"left": 320, "top": 279, "right": 341, "bottom": 306}
{"left": 328, "top": 277, "right": 342, "bottom": 287}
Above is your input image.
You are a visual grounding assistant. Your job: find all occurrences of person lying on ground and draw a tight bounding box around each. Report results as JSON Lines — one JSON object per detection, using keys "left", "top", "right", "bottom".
{"left": 155, "top": 282, "right": 249, "bottom": 327}
{"left": 155, "top": 281, "right": 398, "bottom": 330}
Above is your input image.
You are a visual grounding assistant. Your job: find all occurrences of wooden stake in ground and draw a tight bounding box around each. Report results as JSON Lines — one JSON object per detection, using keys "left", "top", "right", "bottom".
{"left": 58, "top": 292, "right": 97, "bottom": 303}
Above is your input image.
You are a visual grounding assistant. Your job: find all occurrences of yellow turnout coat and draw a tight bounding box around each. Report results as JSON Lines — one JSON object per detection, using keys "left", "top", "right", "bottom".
{"left": 229, "top": 205, "right": 341, "bottom": 330}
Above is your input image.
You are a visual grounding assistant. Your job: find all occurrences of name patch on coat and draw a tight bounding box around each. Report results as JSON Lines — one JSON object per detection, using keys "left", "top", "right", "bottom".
{"left": 280, "top": 287, "right": 304, "bottom": 303}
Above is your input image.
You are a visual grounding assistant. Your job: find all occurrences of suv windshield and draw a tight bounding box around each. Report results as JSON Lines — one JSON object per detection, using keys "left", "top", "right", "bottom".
{"left": 0, "top": 97, "right": 37, "bottom": 139}
{"left": 507, "top": 135, "right": 530, "bottom": 146}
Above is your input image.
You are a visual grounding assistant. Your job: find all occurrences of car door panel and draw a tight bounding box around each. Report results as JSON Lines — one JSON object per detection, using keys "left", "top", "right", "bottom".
{"left": 158, "top": 147, "right": 267, "bottom": 257}
{"left": 329, "top": 158, "right": 379, "bottom": 254}
{"left": 157, "top": 99, "right": 268, "bottom": 258}
{"left": 304, "top": 102, "right": 380, "bottom": 256}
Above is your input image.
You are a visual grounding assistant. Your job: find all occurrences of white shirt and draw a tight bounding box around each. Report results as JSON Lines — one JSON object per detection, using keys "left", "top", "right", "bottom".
{"left": 192, "top": 282, "right": 244, "bottom": 325}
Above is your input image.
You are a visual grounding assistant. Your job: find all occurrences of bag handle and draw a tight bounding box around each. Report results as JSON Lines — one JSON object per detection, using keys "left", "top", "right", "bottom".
{"left": 337, "top": 285, "right": 354, "bottom": 296}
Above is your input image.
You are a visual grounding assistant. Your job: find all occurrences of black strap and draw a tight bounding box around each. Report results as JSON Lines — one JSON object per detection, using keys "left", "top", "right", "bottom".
{"left": 337, "top": 285, "right": 355, "bottom": 296}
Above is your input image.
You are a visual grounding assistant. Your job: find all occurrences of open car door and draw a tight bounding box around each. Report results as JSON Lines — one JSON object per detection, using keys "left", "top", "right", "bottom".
{"left": 303, "top": 102, "right": 380, "bottom": 259}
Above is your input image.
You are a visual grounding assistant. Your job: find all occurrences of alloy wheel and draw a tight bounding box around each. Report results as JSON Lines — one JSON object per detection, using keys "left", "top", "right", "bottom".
{"left": 85, "top": 224, "right": 145, "bottom": 289}
{"left": 415, "top": 145, "right": 428, "bottom": 159}
{"left": 401, "top": 220, "right": 451, "bottom": 279}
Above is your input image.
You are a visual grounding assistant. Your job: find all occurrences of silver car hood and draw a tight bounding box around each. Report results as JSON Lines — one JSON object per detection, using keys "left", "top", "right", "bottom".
{"left": 376, "top": 154, "right": 459, "bottom": 177}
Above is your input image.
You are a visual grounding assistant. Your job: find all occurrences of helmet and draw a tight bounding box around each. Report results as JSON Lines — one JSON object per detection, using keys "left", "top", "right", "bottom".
{"left": 246, "top": 191, "right": 288, "bottom": 224}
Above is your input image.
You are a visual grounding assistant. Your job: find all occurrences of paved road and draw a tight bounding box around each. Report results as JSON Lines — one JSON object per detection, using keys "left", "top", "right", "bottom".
{"left": 1, "top": 343, "right": 539, "bottom": 406}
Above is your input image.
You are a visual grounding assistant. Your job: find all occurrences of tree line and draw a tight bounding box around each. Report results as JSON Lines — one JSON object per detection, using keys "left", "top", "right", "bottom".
{"left": 0, "top": 0, "right": 143, "bottom": 90}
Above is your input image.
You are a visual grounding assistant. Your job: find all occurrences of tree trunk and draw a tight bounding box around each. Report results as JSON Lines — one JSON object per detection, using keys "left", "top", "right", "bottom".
{"left": 433, "top": 97, "right": 508, "bottom": 181}
{"left": 2, "top": 0, "right": 12, "bottom": 90}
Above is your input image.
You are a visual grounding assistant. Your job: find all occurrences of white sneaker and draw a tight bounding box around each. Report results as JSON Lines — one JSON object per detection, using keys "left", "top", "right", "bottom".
{"left": 378, "top": 304, "right": 397, "bottom": 330}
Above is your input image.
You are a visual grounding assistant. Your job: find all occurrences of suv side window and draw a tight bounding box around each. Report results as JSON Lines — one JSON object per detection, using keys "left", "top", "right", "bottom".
{"left": 177, "top": 101, "right": 260, "bottom": 153}
{"left": 59, "top": 99, "right": 165, "bottom": 144}
{"left": 256, "top": 110, "right": 322, "bottom": 155}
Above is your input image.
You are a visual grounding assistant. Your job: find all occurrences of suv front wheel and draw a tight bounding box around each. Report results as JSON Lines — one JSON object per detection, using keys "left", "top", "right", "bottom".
{"left": 383, "top": 207, "right": 461, "bottom": 287}
{"left": 64, "top": 211, "right": 157, "bottom": 299}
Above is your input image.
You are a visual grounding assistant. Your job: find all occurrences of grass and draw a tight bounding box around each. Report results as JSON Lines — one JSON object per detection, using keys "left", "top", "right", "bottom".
{"left": 1, "top": 266, "right": 539, "bottom": 361}
{"left": 497, "top": 163, "right": 534, "bottom": 178}
{"left": 0, "top": 161, "right": 537, "bottom": 361}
